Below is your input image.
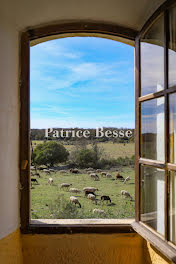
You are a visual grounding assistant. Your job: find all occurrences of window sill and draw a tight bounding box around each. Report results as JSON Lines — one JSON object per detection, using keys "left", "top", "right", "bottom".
{"left": 131, "top": 221, "right": 176, "bottom": 263}
{"left": 21, "top": 218, "right": 135, "bottom": 234}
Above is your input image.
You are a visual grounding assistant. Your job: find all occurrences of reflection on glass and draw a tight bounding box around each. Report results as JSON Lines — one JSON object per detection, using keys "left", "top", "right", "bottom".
{"left": 141, "top": 97, "right": 165, "bottom": 161}
{"left": 169, "top": 93, "right": 176, "bottom": 163}
{"left": 170, "top": 171, "right": 176, "bottom": 244}
{"left": 141, "top": 15, "right": 164, "bottom": 96}
{"left": 141, "top": 166, "right": 165, "bottom": 236}
{"left": 169, "top": 5, "right": 176, "bottom": 88}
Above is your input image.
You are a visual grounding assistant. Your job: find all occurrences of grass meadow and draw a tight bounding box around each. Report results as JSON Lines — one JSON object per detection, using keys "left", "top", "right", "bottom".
{"left": 31, "top": 141, "right": 135, "bottom": 219}
{"left": 31, "top": 166, "right": 135, "bottom": 219}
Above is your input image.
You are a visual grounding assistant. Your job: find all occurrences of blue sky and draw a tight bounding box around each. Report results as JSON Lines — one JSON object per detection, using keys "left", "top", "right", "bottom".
{"left": 30, "top": 37, "right": 134, "bottom": 129}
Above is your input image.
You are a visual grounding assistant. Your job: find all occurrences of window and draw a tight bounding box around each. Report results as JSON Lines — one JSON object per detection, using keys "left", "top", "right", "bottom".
{"left": 30, "top": 37, "right": 135, "bottom": 221}
{"left": 20, "top": 22, "right": 137, "bottom": 234}
{"left": 19, "top": 2, "right": 176, "bottom": 261}
{"left": 133, "top": 2, "right": 176, "bottom": 258}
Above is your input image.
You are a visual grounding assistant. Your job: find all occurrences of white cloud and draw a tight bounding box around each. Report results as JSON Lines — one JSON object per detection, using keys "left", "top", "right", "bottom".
{"left": 39, "top": 41, "right": 81, "bottom": 59}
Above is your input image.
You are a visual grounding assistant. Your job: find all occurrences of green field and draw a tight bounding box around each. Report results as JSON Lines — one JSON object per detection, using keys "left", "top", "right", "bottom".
{"left": 31, "top": 166, "right": 135, "bottom": 219}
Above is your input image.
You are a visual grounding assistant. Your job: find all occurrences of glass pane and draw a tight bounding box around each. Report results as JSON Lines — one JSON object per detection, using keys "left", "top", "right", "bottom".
{"left": 141, "top": 165, "right": 165, "bottom": 236}
{"left": 141, "top": 15, "right": 164, "bottom": 96}
{"left": 169, "top": 5, "right": 176, "bottom": 88}
{"left": 141, "top": 97, "right": 165, "bottom": 161}
{"left": 169, "top": 93, "right": 176, "bottom": 163}
{"left": 170, "top": 171, "right": 176, "bottom": 244}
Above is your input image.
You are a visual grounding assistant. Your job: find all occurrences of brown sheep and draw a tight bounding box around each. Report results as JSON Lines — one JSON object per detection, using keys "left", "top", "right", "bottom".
{"left": 116, "top": 172, "right": 124, "bottom": 180}
{"left": 101, "top": 195, "right": 111, "bottom": 203}
{"left": 70, "top": 168, "right": 79, "bottom": 174}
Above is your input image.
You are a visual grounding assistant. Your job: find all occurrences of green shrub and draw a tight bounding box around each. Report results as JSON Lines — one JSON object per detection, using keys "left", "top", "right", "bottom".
{"left": 32, "top": 141, "right": 69, "bottom": 167}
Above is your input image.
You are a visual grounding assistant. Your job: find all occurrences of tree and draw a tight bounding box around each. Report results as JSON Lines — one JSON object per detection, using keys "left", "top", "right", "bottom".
{"left": 33, "top": 141, "right": 69, "bottom": 167}
{"left": 74, "top": 148, "right": 98, "bottom": 168}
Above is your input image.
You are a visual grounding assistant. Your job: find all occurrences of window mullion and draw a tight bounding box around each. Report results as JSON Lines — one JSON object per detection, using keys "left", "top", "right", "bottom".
{"left": 164, "top": 9, "right": 169, "bottom": 241}
{"left": 135, "top": 37, "right": 141, "bottom": 222}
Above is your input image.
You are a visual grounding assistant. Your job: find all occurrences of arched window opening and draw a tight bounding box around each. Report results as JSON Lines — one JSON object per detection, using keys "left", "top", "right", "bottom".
{"left": 30, "top": 36, "right": 135, "bottom": 221}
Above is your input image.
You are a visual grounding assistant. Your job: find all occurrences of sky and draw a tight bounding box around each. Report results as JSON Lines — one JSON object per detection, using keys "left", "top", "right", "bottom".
{"left": 30, "top": 37, "right": 135, "bottom": 129}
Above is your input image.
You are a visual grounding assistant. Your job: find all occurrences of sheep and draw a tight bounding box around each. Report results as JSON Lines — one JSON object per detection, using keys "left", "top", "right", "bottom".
{"left": 124, "top": 176, "right": 130, "bottom": 184}
{"left": 84, "top": 190, "right": 96, "bottom": 197}
{"left": 87, "top": 194, "right": 97, "bottom": 205}
{"left": 116, "top": 172, "right": 124, "bottom": 180}
{"left": 38, "top": 166, "right": 45, "bottom": 170}
{"left": 35, "top": 172, "right": 40, "bottom": 178}
{"left": 48, "top": 177, "right": 54, "bottom": 185}
{"left": 121, "top": 190, "right": 132, "bottom": 201}
{"left": 90, "top": 173, "right": 99, "bottom": 181}
{"left": 106, "top": 173, "right": 112, "bottom": 178}
{"left": 31, "top": 178, "right": 38, "bottom": 184}
{"left": 70, "top": 196, "right": 81, "bottom": 208}
{"left": 69, "top": 188, "right": 81, "bottom": 194}
{"left": 101, "top": 195, "right": 111, "bottom": 203}
{"left": 87, "top": 170, "right": 95, "bottom": 174}
{"left": 43, "top": 169, "right": 50, "bottom": 174}
{"left": 70, "top": 168, "right": 79, "bottom": 174}
{"left": 101, "top": 172, "right": 107, "bottom": 177}
{"left": 86, "top": 167, "right": 94, "bottom": 171}
{"left": 83, "top": 187, "right": 98, "bottom": 193}
{"left": 96, "top": 169, "right": 102, "bottom": 173}
{"left": 61, "top": 183, "right": 72, "bottom": 190}
{"left": 93, "top": 209, "right": 105, "bottom": 215}
{"left": 49, "top": 169, "right": 56, "bottom": 173}
{"left": 60, "top": 170, "right": 67, "bottom": 173}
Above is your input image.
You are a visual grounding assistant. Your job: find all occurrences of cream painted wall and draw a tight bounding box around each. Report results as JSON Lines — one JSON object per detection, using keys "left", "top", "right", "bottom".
{"left": 0, "top": 0, "right": 165, "bottom": 32}
{"left": 0, "top": 14, "right": 19, "bottom": 239}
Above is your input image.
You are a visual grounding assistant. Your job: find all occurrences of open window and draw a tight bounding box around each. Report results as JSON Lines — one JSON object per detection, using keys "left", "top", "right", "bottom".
{"left": 20, "top": 0, "right": 176, "bottom": 261}
{"left": 20, "top": 22, "right": 137, "bottom": 234}
{"left": 132, "top": 2, "right": 176, "bottom": 260}
{"left": 29, "top": 36, "right": 135, "bottom": 223}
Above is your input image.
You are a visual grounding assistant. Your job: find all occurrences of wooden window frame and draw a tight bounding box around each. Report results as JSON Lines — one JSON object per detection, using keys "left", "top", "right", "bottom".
{"left": 19, "top": 21, "right": 137, "bottom": 234}
{"left": 132, "top": 0, "right": 176, "bottom": 262}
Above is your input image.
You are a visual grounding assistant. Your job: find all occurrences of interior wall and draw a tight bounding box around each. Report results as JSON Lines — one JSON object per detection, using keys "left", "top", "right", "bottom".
{"left": 0, "top": 229, "right": 23, "bottom": 264}
{"left": 144, "top": 241, "right": 172, "bottom": 264}
{"left": 22, "top": 233, "right": 144, "bottom": 264}
{"left": 0, "top": 14, "right": 20, "bottom": 240}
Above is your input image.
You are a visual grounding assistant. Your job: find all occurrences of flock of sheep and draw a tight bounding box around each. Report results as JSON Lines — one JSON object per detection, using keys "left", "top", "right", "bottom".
{"left": 31, "top": 166, "right": 133, "bottom": 216}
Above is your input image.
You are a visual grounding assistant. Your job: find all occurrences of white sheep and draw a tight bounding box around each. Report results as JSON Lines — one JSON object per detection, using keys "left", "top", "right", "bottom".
{"left": 69, "top": 188, "right": 81, "bottom": 194}
{"left": 70, "top": 196, "right": 81, "bottom": 208}
{"left": 124, "top": 176, "right": 130, "bottom": 184}
{"left": 93, "top": 208, "right": 105, "bottom": 215}
{"left": 88, "top": 170, "right": 95, "bottom": 174}
{"left": 61, "top": 183, "right": 72, "bottom": 190}
{"left": 87, "top": 193, "right": 97, "bottom": 204}
{"left": 48, "top": 177, "right": 54, "bottom": 185}
{"left": 96, "top": 169, "right": 102, "bottom": 173}
{"left": 60, "top": 170, "right": 67, "bottom": 173}
{"left": 43, "top": 169, "right": 50, "bottom": 174}
{"left": 106, "top": 173, "right": 112, "bottom": 178}
{"left": 86, "top": 167, "right": 94, "bottom": 171}
{"left": 90, "top": 173, "right": 99, "bottom": 181}
{"left": 83, "top": 187, "right": 98, "bottom": 193}
{"left": 121, "top": 190, "right": 132, "bottom": 201}
{"left": 101, "top": 172, "right": 107, "bottom": 177}
{"left": 49, "top": 168, "right": 55, "bottom": 172}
